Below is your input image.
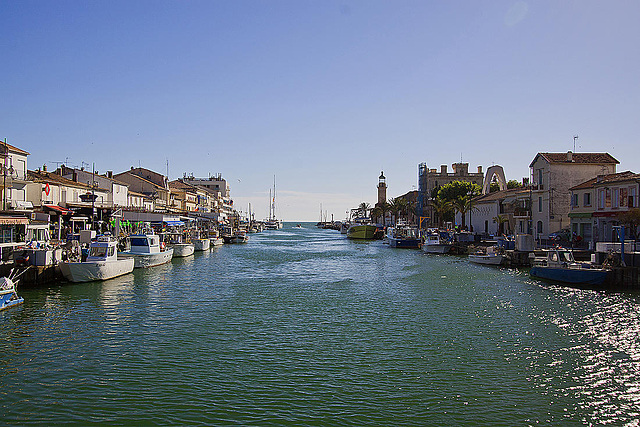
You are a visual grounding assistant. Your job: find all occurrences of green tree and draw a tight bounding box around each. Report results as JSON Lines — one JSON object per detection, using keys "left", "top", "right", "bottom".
{"left": 617, "top": 208, "right": 640, "bottom": 239}
{"left": 507, "top": 179, "right": 523, "bottom": 189}
{"left": 357, "top": 202, "right": 371, "bottom": 218}
{"left": 388, "top": 198, "right": 402, "bottom": 225}
{"left": 438, "top": 181, "right": 482, "bottom": 230}
{"left": 370, "top": 206, "right": 382, "bottom": 223}
{"left": 431, "top": 197, "right": 453, "bottom": 228}
{"left": 493, "top": 214, "right": 510, "bottom": 236}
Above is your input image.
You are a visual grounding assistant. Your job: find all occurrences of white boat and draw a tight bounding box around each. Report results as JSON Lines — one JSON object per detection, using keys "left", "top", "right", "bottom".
{"left": 163, "top": 231, "right": 195, "bottom": 257}
{"left": 468, "top": 246, "right": 505, "bottom": 266}
{"left": 423, "top": 229, "right": 453, "bottom": 254}
{"left": 120, "top": 231, "right": 174, "bottom": 268}
{"left": 0, "top": 274, "right": 24, "bottom": 311}
{"left": 192, "top": 230, "right": 210, "bottom": 251}
{"left": 60, "top": 235, "right": 135, "bottom": 282}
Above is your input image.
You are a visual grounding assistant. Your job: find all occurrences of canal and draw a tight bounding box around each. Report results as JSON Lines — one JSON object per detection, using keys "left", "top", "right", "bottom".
{"left": 2, "top": 223, "right": 640, "bottom": 425}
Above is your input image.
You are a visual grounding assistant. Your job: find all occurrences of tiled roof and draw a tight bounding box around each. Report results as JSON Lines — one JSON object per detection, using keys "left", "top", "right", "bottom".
{"left": 570, "top": 171, "right": 640, "bottom": 190}
{"left": 473, "top": 187, "right": 530, "bottom": 203}
{"left": 530, "top": 152, "right": 619, "bottom": 167}
{"left": 1, "top": 142, "right": 30, "bottom": 156}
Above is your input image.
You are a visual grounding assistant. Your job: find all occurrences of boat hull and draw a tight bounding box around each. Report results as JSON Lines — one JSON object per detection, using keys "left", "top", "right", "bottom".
{"left": 193, "top": 239, "right": 210, "bottom": 251}
{"left": 423, "top": 244, "right": 452, "bottom": 254}
{"left": 530, "top": 266, "right": 609, "bottom": 285}
{"left": 210, "top": 238, "right": 224, "bottom": 246}
{"left": 469, "top": 254, "right": 504, "bottom": 266}
{"left": 59, "top": 258, "right": 135, "bottom": 283}
{"left": 388, "top": 237, "right": 421, "bottom": 249}
{"left": 120, "top": 248, "right": 174, "bottom": 268}
{"left": 1, "top": 289, "right": 24, "bottom": 311}
{"left": 347, "top": 225, "right": 378, "bottom": 240}
{"left": 172, "top": 244, "right": 195, "bottom": 257}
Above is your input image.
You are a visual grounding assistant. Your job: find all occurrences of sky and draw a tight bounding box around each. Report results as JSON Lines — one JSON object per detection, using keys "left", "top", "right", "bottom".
{"left": 2, "top": 0, "right": 639, "bottom": 221}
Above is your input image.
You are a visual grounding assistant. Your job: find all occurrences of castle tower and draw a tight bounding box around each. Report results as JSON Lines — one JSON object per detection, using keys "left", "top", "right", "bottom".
{"left": 377, "top": 171, "right": 387, "bottom": 206}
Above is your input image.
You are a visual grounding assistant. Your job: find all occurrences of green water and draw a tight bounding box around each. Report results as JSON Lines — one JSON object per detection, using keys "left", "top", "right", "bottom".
{"left": 2, "top": 223, "right": 640, "bottom": 425}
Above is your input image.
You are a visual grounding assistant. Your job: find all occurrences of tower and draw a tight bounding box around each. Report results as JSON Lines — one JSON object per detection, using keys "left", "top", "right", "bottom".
{"left": 377, "top": 171, "right": 387, "bottom": 206}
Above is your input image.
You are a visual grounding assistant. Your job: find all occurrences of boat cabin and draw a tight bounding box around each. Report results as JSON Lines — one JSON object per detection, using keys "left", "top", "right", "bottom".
{"left": 86, "top": 236, "right": 118, "bottom": 262}
{"left": 128, "top": 234, "right": 162, "bottom": 254}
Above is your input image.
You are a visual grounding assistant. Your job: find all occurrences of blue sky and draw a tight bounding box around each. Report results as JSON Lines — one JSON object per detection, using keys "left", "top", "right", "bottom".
{"left": 2, "top": 0, "right": 639, "bottom": 221}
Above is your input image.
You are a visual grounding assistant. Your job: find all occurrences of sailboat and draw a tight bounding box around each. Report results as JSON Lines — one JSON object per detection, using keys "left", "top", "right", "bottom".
{"left": 264, "top": 175, "right": 283, "bottom": 230}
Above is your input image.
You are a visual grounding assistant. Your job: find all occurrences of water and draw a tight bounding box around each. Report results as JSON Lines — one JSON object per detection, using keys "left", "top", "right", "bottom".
{"left": 2, "top": 223, "right": 640, "bottom": 425}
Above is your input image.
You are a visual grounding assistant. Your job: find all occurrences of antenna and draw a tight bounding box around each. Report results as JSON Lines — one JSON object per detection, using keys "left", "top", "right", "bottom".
{"left": 573, "top": 135, "right": 578, "bottom": 152}
{"left": 166, "top": 158, "right": 169, "bottom": 178}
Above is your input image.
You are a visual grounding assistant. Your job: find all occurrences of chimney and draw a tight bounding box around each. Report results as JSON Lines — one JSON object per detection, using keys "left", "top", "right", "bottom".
{"left": 440, "top": 165, "right": 447, "bottom": 174}
{"left": 107, "top": 171, "right": 113, "bottom": 178}
{"left": 567, "top": 151, "right": 573, "bottom": 162}
{"left": 42, "top": 164, "right": 47, "bottom": 172}
{"left": 478, "top": 166, "right": 483, "bottom": 174}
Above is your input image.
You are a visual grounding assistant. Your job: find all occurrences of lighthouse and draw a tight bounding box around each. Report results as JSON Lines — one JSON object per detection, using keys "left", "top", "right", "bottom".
{"left": 377, "top": 171, "right": 387, "bottom": 206}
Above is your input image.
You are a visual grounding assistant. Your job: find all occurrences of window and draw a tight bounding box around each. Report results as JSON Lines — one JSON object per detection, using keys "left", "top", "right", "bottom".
{"left": 598, "top": 189, "right": 605, "bottom": 209}
{"left": 537, "top": 221, "right": 543, "bottom": 234}
{"left": 630, "top": 187, "right": 637, "bottom": 207}
{"left": 538, "top": 196, "right": 542, "bottom": 212}
{"left": 584, "top": 192, "right": 591, "bottom": 207}
{"left": 613, "top": 188, "right": 619, "bottom": 208}
{"left": 571, "top": 194, "right": 578, "bottom": 208}
{"left": 538, "top": 169, "right": 543, "bottom": 186}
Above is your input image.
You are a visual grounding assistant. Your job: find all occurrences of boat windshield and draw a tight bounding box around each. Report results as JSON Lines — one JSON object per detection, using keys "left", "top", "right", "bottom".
{"left": 130, "top": 237, "right": 149, "bottom": 247}
{"left": 89, "top": 246, "right": 115, "bottom": 258}
{"left": 559, "top": 251, "right": 575, "bottom": 263}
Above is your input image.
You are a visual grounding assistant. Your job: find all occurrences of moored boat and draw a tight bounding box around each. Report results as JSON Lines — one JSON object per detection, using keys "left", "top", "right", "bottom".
{"left": 0, "top": 275, "right": 24, "bottom": 312}
{"left": 422, "top": 229, "right": 453, "bottom": 254}
{"left": 529, "top": 247, "right": 610, "bottom": 286}
{"left": 346, "top": 220, "right": 379, "bottom": 240}
{"left": 468, "top": 246, "right": 505, "bottom": 266}
{"left": 192, "top": 230, "right": 210, "bottom": 251}
{"left": 387, "top": 223, "right": 421, "bottom": 249}
{"left": 60, "top": 235, "right": 135, "bottom": 282}
{"left": 120, "top": 230, "right": 174, "bottom": 268}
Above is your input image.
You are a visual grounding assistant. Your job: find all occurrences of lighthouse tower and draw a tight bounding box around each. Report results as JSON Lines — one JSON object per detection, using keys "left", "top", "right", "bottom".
{"left": 377, "top": 171, "right": 387, "bottom": 206}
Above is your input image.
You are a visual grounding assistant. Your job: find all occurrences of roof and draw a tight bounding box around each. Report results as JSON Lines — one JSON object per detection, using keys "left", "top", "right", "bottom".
{"left": 28, "top": 170, "right": 109, "bottom": 192}
{"left": 473, "top": 187, "right": 530, "bottom": 203}
{"left": 1, "top": 142, "right": 30, "bottom": 156}
{"left": 529, "top": 152, "right": 619, "bottom": 168}
{"left": 114, "top": 170, "right": 167, "bottom": 191}
{"left": 569, "top": 171, "right": 640, "bottom": 191}
{"left": 169, "top": 180, "right": 197, "bottom": 192}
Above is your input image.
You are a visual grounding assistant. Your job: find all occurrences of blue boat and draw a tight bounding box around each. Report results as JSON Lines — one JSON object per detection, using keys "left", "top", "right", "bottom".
{"left": 387, "top": 223, "right": 421, "bottom": 249}
{"left": 1, "top": 275, "right": 24, "bottom": 312}
{"left": 530, "top": 248, "right": 610, "bottom": 286}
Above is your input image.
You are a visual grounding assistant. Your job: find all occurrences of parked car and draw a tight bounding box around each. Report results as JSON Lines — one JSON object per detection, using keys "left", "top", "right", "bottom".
{"left": 549, "top": 229, "right": 571, "bottom": 241}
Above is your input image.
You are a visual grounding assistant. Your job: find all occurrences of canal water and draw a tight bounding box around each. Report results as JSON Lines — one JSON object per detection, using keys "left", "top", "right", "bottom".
{"left": 2, "top": 223, "right": 640, "bottom": 425}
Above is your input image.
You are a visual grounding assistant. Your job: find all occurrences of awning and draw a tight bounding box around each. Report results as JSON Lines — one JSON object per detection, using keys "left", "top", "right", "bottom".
{"left": 43, "top": 204, "right": 72, "bottom": 215}
{"left": 163, "top": 220, "right": 185, "bottom": 227}
{"left": 0, "top": 216, "right": 29, "bottom": 225}
{"left": 568, "top": 212, "right": 593, "bottom": 218}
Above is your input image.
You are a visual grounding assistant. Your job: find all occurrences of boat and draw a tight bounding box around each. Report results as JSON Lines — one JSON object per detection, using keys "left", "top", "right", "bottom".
{"left": 529, "top": 247, "right": 610, "bottom": 286}
{"left": 208, "top": 229, "right": 224, "bottom": 246}
{"left": 236, "top": 229, "right": 249, "bottom": 243}
{"left": 192, "top": 230, "right": 210, "bottom": 251}
{"left": 387, "top": 223, "right": 421, "bottom": 249}
{"left": 59, "top": 235, "right": 135, "bottom": 282}
{"left": 468, "top": 246, "right": 505, "bottom": 266}
{"left": 346, "top": 218, "right": 380, "bottom": 240}
{"left": 422, "top": 229, "right": 453, "bottom": 254}
{"left": 165, "top": 232, "right": 194, "bottom": 257}
{"left": 264, "top": 177, "right": 283, "bottom": 230}
{"left": 0, "top": 271, "right": 25, "bottom": 311}
{"left": 119, "top": 230, "right": 174, "bottom": 268}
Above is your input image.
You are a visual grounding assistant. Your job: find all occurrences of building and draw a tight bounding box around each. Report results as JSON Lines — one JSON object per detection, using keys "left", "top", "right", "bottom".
{"left": 181, "top": 173, "right": 234, "bottom": 221}
{"left": 465, "top": 186, "right": 531, "bottom": 237}
{"left": 570, "top": 171, "right": 640, "bottom": 247}
{"left": 114, "top": 167, "right": 170, "bottom": 211}
{"left": 418, "top": 162, "right": 484, "bottom": 226}
{"left": 1, "top": 141, "right": 31, "bottom": 212}
{"left": 529, "top": 151, "right": 618, "bottom": 239}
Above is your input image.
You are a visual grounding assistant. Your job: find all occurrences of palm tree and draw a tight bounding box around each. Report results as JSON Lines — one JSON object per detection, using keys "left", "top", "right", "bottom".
{"left": 493, "top": 214, "right": 510, "bottom": 236}
{"left": 431, "top": 198, "right": 453, "bottom": 228}
{"left": 377, "top": 201, "right": 390, "bottom": 225}
{"left": 388, "top": 198, "right": 401, "bottom": 225}
{"left": 370, "top": 206, "right": 382, "bottom": 223}
{"left": 357, "top": 202, "right": 371, "bottom": 218}
{"left": 452, "top": 195, "right": 477, "bottom": 230}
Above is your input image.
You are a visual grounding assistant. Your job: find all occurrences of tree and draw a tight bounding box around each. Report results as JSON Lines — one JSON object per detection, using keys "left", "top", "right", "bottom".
{"left": 438, "top": 181, "right": 482, "bottom": 230}
{"left": 357, "top": 202, "right": 371, "bottom": 218}
{"left": 617, "top": 208, "right": 640, "bottom": 239}
{"left": 507, "top": 179, "right": 523, "bottom": 189}
{"left": 493, "top": 214, "right": 510, "bottom": 236}
{"left": 377, "top": 201, "right": 390, "bottom": 225}
{"left": 388, "top": 198, "right": 402, "bottom": 225}
{"left": 370, "top": 206, "right": 382, "bottom": 223}
{"left": 431, "top": 197, "right": 453, "bottom": 228}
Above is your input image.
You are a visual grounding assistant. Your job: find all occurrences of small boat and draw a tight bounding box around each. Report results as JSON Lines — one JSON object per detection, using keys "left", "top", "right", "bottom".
{"left": 468, "top": 246, "right": 505, "bottom": 266}
{"left": 60, "top": 235, "right": 135, "bottom": 282}
{"left": 422, "top": 229, "right": 453, "bottom": 254}
{"left": 120, "top": 230, "right": 174, "bottom": 268}
{"left": 236, "top": 229, "right": 249, "bottom": 243}
{"left": 192, "top": 230, "right": 210, "bottom": 251}
{"left": 0, "top": 271, "right": 25, "bottom": 311}
{"left": 208, "top": 229, "right": 224, "bottom": 246}
{"left": 167, "top": 232, "right": 195, "bottom": 257}
{"left": 530, "top": 247, "right": 610, "bottom": 286}
{"left": 387, "top": 223, "right": 421, "bottom": 249}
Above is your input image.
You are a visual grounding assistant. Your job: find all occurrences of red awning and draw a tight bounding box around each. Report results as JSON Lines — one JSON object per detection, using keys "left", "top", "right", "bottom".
{"left": 43, "top": 204, "right": 72, "bottom": 215}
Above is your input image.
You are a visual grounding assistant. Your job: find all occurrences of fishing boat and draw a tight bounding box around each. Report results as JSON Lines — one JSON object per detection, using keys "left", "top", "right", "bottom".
{"left": 192, "top": 230, "right": 210, "bottom": 251}
{"left": 236, "top": 229, "right": 249, "bottom": 243}
{"left": 387, "top": 223, "right": 421, "bottom": 249}
{"left": 529, "top": 247, "right": 610, "bottom": 286}
{"left": 422, "top": 229, "right": 453, "bottom": 254}
{"left": 119, "top": 230, "right": 174, "bottom": 268}
{"left": 468, "top": 246, "right": 505, "bottom": 266}
{"left": 346, "top": 218, "right": 380, "bottom": 240}
{"left": 165, "top": 232, "right": 194, "bottom": 257}
{"left": 208, "top": 229, "right": 224, "bottom": 246}
{"left": 59, "top": 235, "right": 135, "bottom": 282}
{"left": 0, "top": 271, "right": 25, "bottom": 311}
